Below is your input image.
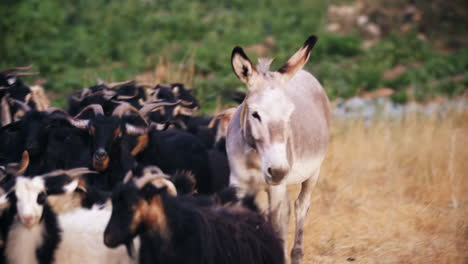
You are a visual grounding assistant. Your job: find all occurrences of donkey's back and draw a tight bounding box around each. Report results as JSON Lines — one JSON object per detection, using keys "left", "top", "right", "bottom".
{"left": 284, "top": 70, "right": 330, "bottom": 184}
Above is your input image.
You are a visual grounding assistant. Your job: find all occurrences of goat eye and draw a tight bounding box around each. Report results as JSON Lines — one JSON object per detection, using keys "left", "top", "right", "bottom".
{"left": 37, "top": 192, "right": 46, "bottom": 205}
{"left": 252, "top": 112, "right": 261, "bottom": 122}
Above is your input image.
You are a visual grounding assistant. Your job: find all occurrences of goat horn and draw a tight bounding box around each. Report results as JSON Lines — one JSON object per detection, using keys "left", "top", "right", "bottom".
{"left": 156, "top": 84, "right": 172, "bottom": 89}
{"left": 116, "top": 95, "right": 137, "bottom": 100}
{"left": 135, "top": 171, "right": 169, "bottom": 189}
{"left": 112, "top": 103, "right": 148, "bottom": 125}
{"left": 1, "top": 64, "right": 32, "bottom": 74}
{"left": 80, "top": 88, "right": 91, "bottom": 99}
{"left": 173, "top": 104, "right": 198, "bottom": 117}
{"left": 68, "top": 104, "right": 104, "bottom": 129}
{"left": 16, "top": 151, "right": 30, "bottom": 175}
{"left": 67, "top": 118, "right": 89, "bottom": 130}
{"left": 106, "top": 80, "right": 134, "bottom": 89}
{"left": 74, "top": 104, "right": 104, "bottom": 118}
{"left": 142, "top": 166, "right": 165, "bottom": 177}
{"left": 136, "top": 167, "right": 177, "bottom": 196}
{"left": 40, "top": 168, "right": 95, "bottom": 178}
{"left": 45, "top": 107, "right": 67, "bottom": 115}
{"left": 14, "top": 72, "right": 39, "bottom": 77}
{"left": 123, "top": 171, "right": 133, "bottom": 184}
{"left": 139, "top": 100, "right": 181, "bottom": 116}
{"left": 66, "top": 168, "right": 97, "bottom": 178}
{"left": 101, "top": 90, "right": 118, "bottom": 100}
{"left": 125, "top": 123, "right": 147, "bottom": 136}
{"left": 115, "top": 87, "right": 139, "bottom": 100}
{"left": 180, "top": 100, "right": 194, "bottom": 106}
{"left": 12, "top": 99, "right": 32, "bottom": 112}
{"left": 136, "top": 83, "right": 154, "bottom": 88}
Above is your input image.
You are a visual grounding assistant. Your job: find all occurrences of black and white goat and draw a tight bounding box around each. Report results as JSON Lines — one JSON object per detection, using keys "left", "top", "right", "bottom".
{"left": 0, "top": 168, "right": 134, "bottom": 264}
{"left": 104, "top": 170, "right": 284, "bottom": 264}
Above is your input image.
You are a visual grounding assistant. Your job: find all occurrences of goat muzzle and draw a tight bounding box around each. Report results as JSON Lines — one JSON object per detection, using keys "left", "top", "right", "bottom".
{"left": 93, "top": 151, "right": 109, "bottom": 171}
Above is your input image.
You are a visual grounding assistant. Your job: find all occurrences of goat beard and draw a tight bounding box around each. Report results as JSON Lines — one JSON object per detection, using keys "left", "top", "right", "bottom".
{"left": 92, "top": 156, "right": 109, "bottom": 171}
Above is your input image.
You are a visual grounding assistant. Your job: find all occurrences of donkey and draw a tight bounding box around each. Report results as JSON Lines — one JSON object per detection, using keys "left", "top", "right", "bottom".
{"left": 226, "top": 35, "right": 330, "bottom": 264}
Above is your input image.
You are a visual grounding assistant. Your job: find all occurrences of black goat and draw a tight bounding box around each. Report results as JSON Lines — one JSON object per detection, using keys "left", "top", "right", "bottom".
{"left": 0, "top": 65, "right": 40, "bottom": 126}
{"left": 68, "top": 103, "right": 148, "bottom": 190}
{"left": 137, "top": 127, "right": 215, "bottom": 194}
{"left": 148, "top": 83, "right": 199, "bottom": 128}
{"left": 104, "top": 174, "right": 285, "bottom": 264}
{"left": 0, "top": 109, "right": 91, "bottom": 175}
{"left": 68, "top": 80, "right": 148, "bottom": 116}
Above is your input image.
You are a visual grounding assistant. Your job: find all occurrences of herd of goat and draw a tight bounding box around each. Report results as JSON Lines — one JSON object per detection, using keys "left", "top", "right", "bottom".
{"left": 0, "top": 65, "right": 284, "bottom": 264}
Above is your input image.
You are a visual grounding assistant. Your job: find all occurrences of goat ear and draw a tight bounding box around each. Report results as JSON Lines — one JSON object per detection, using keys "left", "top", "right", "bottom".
{"left": 231, "top": 47, "right": 257, "bottom": 85}
{"left": 5, "top": 151, "right": 29, "bottom": 175}
{"left": 17, "top": 151, "right": 29, "bottom": 175}
{"left": 62, "top": 179, "right": 80, "bottom": 194}
{"left": 0, "top": 190, "right": 11, "bottom": 210}
{"left": 277, "top": 35, "right": 318, "bottom": 80}
{"left": 76, "top": 179, "right": 88, "bottom": 193}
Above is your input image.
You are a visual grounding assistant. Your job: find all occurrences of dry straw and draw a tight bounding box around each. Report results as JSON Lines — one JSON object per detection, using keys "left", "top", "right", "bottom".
{"left": 285, "top": 110, "right": 468, "bottom": 263}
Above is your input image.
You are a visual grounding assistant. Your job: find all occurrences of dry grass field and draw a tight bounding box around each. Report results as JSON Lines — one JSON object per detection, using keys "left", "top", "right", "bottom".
{"left": 283, "top": 110, "right": 468, "bottom": 264}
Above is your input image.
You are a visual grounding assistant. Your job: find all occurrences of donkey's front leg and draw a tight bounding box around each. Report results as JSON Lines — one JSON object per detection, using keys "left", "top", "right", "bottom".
{"left": 268, "top": 184, "right": 290, "bottom": 262}
{"left": 291, "top": 170, "right": 319, "bottom": 264}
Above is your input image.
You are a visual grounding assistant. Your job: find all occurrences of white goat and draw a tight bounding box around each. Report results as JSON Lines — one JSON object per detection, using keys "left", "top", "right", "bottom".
{"left": 0, "top": 168, "right": 136, "bottom": 264}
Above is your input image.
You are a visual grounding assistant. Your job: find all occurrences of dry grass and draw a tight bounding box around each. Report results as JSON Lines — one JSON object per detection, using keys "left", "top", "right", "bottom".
{"left": 285, "top": 111, "right": 468, "bottom": 263}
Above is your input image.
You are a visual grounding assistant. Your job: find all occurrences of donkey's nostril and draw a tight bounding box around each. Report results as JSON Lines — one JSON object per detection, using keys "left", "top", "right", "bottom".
{"left": 268, "top": 167, "right": 289, "bottom": 183}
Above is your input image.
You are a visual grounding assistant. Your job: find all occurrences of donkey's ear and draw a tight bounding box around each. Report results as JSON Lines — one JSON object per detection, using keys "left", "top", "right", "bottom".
{"left": 277, "top": 35, "right": 318, "bottom": 80}
{"left": 231, "top": 47, "right": 257, "bottom": 84}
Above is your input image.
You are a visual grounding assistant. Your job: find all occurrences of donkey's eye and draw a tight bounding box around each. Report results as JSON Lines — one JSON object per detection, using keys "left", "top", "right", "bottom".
{"left": 252, "top": 112, "right": 261, "bottom": 122}
{"left": 37, "top": 192, "right": 46, "bottom": 205}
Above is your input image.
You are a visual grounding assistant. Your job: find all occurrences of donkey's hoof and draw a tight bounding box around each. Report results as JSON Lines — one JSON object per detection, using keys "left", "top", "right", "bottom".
{"left": 291, "top": 247, "right": 304, "bottom": 264}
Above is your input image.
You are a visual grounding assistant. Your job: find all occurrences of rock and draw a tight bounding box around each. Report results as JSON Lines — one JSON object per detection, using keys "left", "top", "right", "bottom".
{"left": 361, "top": 87, "right": 394, "bottom": 99}
{"left": 363, "top": 23, "right": 381, "bottom": 38}
{"left": 382, "top": 65, "right": 407, "bottom": 80}
{"left": 326, "top": 23, "right": 341, "bottom": 33}
{"left": 333, "top": 96, "right": 468, "bottom": 122}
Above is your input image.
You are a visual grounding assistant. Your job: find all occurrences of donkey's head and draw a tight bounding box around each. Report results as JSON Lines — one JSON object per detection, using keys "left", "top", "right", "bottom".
{"left": 231, "top": 35, "right": 318, "bottom": 185}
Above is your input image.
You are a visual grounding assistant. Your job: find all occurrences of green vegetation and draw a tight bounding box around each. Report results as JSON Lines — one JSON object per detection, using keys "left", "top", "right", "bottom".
{"left": 1, "top": 0, "right": 467, "bottom": 111}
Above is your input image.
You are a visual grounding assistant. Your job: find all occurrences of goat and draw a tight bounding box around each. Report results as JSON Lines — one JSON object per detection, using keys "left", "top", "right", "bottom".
{"left": 0, "top": 168, "right": 134, "bottom": 264}
{"left": 0, "top": 109, "right": 90, "bottom": 175}
{"left": 0, "top": 65, "right": 49, "bottom": 126}
{"left": 68, "top": 103, "right": 148, "bottom": 190}
{"left": 68, "top": 80, "right": 148, "bottom": 116}
{"left": 140, "top": 99, "right": 192, "bottom": 130}
{"left": 148, "top": 83, "right": 199, "bottom": 128}
{"left": 136, "top": 125, "right": 215, "bottom": 194}
{"left": 104, "top": 171, "right": 284, "bottom": 264}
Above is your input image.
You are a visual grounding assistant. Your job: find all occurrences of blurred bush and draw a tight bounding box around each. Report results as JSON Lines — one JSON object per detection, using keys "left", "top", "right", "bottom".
{"left": 0, "top": 0, "right": 466, "bottom": 111}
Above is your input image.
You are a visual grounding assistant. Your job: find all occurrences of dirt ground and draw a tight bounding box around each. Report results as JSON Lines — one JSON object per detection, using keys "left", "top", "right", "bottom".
{"left": 277, "top": 111, "right": 468, "bottom": 264}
